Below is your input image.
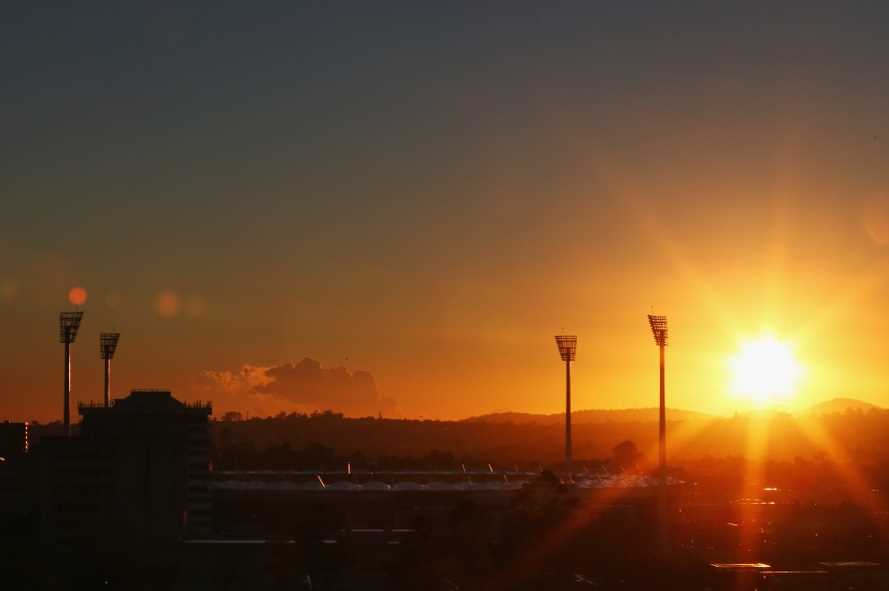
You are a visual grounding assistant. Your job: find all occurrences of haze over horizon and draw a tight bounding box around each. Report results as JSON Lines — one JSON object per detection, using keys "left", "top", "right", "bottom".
{"left": 4, "top": 3, "right": 889, "bottom": 422}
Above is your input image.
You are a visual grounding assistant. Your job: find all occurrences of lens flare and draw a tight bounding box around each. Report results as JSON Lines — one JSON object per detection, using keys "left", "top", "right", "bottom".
{"left": 155, "top": 289, "right": 181, "bottom": 318}
{"left": 68, "top": 286, "right": 88, "bottom": 306}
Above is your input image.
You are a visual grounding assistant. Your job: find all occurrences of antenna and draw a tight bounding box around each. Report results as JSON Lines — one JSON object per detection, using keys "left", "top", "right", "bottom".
{"left": 554, "top": 335, "right": 577, "bottom": 468}
{"left": 100, "top": 333, "right": 121, "bottom": 407}
{"left": 60, "top": 311, "right": 84, "bottom": 437}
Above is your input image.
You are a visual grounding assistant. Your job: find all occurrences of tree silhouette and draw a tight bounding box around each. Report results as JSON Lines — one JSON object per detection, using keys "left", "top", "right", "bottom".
{"left": 611, "top": 440, "right": 642, "bottom": 471}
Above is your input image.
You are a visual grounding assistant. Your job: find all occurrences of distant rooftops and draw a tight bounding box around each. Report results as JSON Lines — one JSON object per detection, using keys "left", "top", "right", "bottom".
{"left": 79, "top": 389, "right": 211, "bottom": 415}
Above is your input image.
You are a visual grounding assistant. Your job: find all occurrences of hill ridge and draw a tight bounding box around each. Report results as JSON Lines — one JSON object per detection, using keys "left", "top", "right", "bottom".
{"left": 463, "top": 407, "right": 712, "bottom": 425}
{"left": 807, "top": 397, "right": 881, "bottom": 414}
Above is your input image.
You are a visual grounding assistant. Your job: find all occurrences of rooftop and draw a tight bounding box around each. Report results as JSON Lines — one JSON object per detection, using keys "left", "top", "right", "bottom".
{"left": 80, "top": 389, "right": 211, "bottom": 415}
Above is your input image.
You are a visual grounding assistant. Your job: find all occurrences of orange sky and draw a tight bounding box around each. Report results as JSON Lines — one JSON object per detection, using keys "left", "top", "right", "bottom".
{"left": 3, "top": 4, "right": 889, "bottom": 421}
{"left": 5, "top": 182, "right": 889, "bottom": 422}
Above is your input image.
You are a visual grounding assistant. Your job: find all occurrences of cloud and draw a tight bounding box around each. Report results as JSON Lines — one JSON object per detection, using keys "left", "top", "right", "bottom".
{"left": 203, "top": 364, "right": 273, "bottom": 394}
{"left": 202, "top": 358, "right": 396, "bottom": 417}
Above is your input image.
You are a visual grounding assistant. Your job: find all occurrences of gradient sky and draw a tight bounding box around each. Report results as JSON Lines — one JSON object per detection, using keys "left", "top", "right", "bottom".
{"left": 3, "top": 2, "right": 889, "bottom": 421}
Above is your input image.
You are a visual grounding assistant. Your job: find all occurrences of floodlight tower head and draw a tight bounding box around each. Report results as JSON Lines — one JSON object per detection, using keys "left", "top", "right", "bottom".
{"left": 555, "top": 335, "right": 577, "bottom": 361}
{"left": 60, "top": 311, "right": 84, "bottom": 437}
{"left": 100, "top": 332, "right": 120, "bottom": 360}
{"left": 648, "top": 315, "right": 668, "bottom": 347}
{"left": 59, "top": 311, "right": 84, "bottom": 344}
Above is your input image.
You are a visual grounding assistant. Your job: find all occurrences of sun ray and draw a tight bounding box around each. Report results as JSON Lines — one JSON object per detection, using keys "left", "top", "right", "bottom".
{"left": 590, "top": 159, "right": 743, "bottom": 342}
{"left": 483, "top": 414, "right": 719, "bottom": 590}
{"left": 794, "top": 269, "right": 887, "bottom": 347}
{"left": 792, "top": 415, "right": 885, "bottom": 516}
{"left": 737, "top": 415, "right": 769, "bottom": 561}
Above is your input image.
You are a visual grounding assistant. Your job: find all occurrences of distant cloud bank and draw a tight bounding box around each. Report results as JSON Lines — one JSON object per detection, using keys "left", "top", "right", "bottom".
{"left": 203, "top": 358, "right": 396, "bottom": 418}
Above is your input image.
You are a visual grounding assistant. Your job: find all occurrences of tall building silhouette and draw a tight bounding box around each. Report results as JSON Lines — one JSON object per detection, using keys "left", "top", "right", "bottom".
{"left": 39, "top": 390, "right": 211, "bottom": 542}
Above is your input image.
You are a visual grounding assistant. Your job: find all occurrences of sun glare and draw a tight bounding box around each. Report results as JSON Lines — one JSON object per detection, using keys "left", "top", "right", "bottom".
{"left": 729, "top": 335, "right": 803, "bottom": 407}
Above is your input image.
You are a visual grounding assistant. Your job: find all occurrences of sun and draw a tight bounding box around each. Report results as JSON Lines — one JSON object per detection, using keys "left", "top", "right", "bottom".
{"left": 729, "top": 335, "right": 803, "bottom": 407}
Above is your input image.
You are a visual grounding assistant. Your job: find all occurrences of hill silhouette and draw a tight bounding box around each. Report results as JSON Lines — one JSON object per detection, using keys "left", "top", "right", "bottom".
{"left": 808, "top": 397, "right": 880, "bottom": 414}
{"left": 463, "top": 407, "right": 712, "bottom": 425}
{"left": 202, "top": 405, "right": 889, "bottom": 471}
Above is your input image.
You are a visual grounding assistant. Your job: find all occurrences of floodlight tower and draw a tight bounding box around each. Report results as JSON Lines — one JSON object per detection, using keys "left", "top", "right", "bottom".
{"left": 100, "top": 333, "right": 120, "bottom": 408}
{"left": 555, "top": 335, "right": 577, "bottom": 466}
{"left": 647, "top": 315, "right": 668, "bottom": 475}
{"left": 60, "top": 311, "right": 84, "bottom": 437}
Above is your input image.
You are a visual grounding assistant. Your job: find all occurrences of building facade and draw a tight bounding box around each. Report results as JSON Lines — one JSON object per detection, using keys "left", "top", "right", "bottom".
{"left": 39, "top": 390, "right": 211, "bottom": 543}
